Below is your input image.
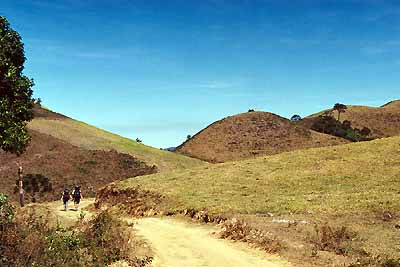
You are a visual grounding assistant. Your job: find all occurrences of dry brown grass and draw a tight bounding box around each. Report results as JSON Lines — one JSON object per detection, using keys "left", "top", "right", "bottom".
{"left": 176, "top": 111, "right": 347, "bottom": 163}
{"left": 115, "top": 135, "right": 400, "bottom": 266}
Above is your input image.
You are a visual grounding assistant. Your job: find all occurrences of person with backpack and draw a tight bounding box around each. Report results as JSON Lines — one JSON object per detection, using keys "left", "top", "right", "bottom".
{"left": 72, "top": 185, "right": 82, "bottom": 210}
{"left": 61, "top": 188, "right": 71, "bottom": 211}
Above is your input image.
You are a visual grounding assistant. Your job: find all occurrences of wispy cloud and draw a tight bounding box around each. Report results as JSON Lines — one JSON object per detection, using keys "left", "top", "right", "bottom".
{"left": 196, "top": 81, "right": 233, "bottom": 89}
{"left": 29, "top": 0, "right": 91, "bottom": 10}
{"left": 25, "top": 38, "right": 147, "bottom": 61}
{"left": 363, "top": 5, "right": 400, "bottom": 22}
{"left": 361, "top": 40, "right": 400, "bottom": 56}
{"left": 362, "top": 46, "right": 389, "bottom": 55}
{"left": 73, "top": 51, "right": 121, "bottom": 59}
{"left": 279, "top": 38, "right": 323, "bottom": 46}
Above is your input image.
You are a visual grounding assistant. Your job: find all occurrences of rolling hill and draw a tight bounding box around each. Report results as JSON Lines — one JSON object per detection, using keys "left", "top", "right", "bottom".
{"left": 28, "top": 106, "right": 206, "bottom": 172}
{"left": 108, "top": 135, "right": 400, "bottom": 266}
{"left": 175, "top": 111, "right": 348, "bottom": 163}
{"left": 304, "top": 100, "right": 400, "bottom": 138}
{"left": 0, "top": 129, "right": 157, "bottom": 203}
{"left": 1, "top": 106, "right": 205, "bottom": 203}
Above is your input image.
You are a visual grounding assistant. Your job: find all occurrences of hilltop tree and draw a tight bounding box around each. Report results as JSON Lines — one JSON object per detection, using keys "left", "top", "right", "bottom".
{"left": 0, "top": 16, "right": 35, "bottom": 155}
{"left": 186, "top": 134, "right": 192, "bottom": 140}
{"left": 333, "top": 103, "right": 347, "bottom": 121}
{"left": 290, "top": 114, "right": 302, "bottom": 122}
{"left": 135, "top": 138, "right": 142, "bottom": 143}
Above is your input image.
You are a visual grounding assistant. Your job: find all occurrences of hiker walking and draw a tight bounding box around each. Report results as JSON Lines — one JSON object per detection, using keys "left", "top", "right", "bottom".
{"left": 61, "top": 188, "right": 71, "bottom": 211}
{"left": 72, "top": 185, "right": 82, "bottom": 210}
{"left": 18, "top": 166, "right": 24, "bottom": 207}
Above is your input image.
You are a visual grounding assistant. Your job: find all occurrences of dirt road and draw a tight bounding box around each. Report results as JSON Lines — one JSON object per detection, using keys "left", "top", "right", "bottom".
{"left": 43, "top": 198, "right": 95, "bottom": 227}
{"left": 45, "top": 200, "right": 289, "bottom": 267}
{"left": 134, "top": 217, "right": 290, "bottom": 267}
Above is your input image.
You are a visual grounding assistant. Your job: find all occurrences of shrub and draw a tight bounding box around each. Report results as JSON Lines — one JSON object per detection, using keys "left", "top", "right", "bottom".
{"left": 290, "top": 114, "right": 302, "bottom": 122}
{"left": 220, "top": 218, "right": 282, "bottom": 253}
{"left": 15, "top": 174, "right": 53, "bottom": 203}
{"left": 311, "top": 223, "right": 357, "bottom": 255}
{"left": 0, "top": 194, "right": 14, "bottom": 230}
{"left": 311, "top": 115, "right": 371, "bottom": 142}
{"left": 0, "top": 196, "right": 149, "bottom": 267}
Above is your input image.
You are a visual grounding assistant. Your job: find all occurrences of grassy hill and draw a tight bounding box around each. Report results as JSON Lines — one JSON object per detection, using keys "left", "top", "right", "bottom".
{"left": 175, "top": 111, "right": 348, "bottom": 162}
{"left": 0, "top": 129, "right": 157, "bottom": 203}
{"left": 28, "top": 106, "right": 206, "bottom": 172}
{"left": 304, "top": 100, "right": 400, "bottom": 138}
{"left": 112, "top": 136, "right": 400, "bottom": 266}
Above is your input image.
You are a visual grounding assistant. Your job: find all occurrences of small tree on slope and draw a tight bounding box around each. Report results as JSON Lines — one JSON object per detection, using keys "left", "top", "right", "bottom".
{"left": 333, "top": 103, "right": 347, "bottom": 121}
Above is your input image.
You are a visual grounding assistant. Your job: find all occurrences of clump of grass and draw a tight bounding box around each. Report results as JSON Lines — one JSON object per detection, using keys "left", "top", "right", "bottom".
{"left": 310, "top": 223, "right": 357, "bottom": 255}
{"left": 220, "top": 217, "right": 282, "bottom": 253}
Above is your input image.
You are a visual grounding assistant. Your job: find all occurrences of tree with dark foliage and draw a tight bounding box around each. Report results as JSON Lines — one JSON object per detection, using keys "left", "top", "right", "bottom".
{"left": 290, "top": 114, "right": 302, "bottom": 122}
{"left": 311, "top": 115, "right": 371, "bottom": 142}
{"left": 360, "top": 127, "right": 371, "bottom": 137}
{"left": 333, "top": 103, "right": 347, "bottom": 121}
{"left": 342, "top": 120, "right": 352, "bottom": 129}
{"left": 0, "top": 16, "right": 35, "bottom": 155}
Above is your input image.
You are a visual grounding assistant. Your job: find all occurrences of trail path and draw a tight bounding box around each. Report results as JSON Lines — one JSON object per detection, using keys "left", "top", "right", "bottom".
{"left": 133, "top": 217, "right": 289, "bottom": 267}
{"left": 46, "top": 199, "right": 290, "bottom": 267}
{"left": 42, "top": 198, "right": 95, "bottom": 227}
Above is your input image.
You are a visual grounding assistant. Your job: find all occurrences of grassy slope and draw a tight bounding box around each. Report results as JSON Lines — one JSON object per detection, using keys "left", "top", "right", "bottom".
{"left": 117, "top": 136, "right": 400, "bottom": 263}
{"left": 119, "top": 136, "right": 399, "bottom": 214}
{"left": 28, "top": 118, "right": 206, "bottom": 172}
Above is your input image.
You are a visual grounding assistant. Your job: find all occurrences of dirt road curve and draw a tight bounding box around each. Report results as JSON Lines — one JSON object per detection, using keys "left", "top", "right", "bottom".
{"left": 134, "top": 217, "right": 290, "bottom": 267}
{"left": 44, "top": 200, "right": 289, "bottom": 267}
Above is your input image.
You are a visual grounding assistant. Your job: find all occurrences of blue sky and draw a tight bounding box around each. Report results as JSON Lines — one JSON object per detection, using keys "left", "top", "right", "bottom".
{"left": 1, "top": 0, "right": 399, "bottom": 148}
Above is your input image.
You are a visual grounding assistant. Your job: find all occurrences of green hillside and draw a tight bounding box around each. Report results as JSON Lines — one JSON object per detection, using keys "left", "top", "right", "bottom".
{"left": 119, "top": 135, "right": 399, "bottom": 214}
{"left": 28, "top": 108, "right": 206, "bottom": 172}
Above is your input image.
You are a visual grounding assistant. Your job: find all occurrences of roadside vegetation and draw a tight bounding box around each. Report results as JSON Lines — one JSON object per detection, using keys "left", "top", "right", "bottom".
{"left": 0, "top": 194, "right": 152, "bottom": 267}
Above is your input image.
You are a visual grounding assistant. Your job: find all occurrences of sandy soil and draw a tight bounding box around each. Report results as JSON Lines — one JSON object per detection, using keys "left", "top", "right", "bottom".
{"left": 45, "top": 200, "right": 290, "bottom": 267}
{"left": 134, "top": 217, "right": 290, "bottom": 267}
{"left": 44, "top": 198, "right": 95, "bottom": 227}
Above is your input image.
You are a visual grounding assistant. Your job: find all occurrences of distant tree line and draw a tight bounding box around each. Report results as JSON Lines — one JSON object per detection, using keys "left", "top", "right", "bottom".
{"left": 311, "top": 103, "right": 372, "bottom": 142}
{"left": 290, "top": 103, "right": 372, "bottom": 142}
